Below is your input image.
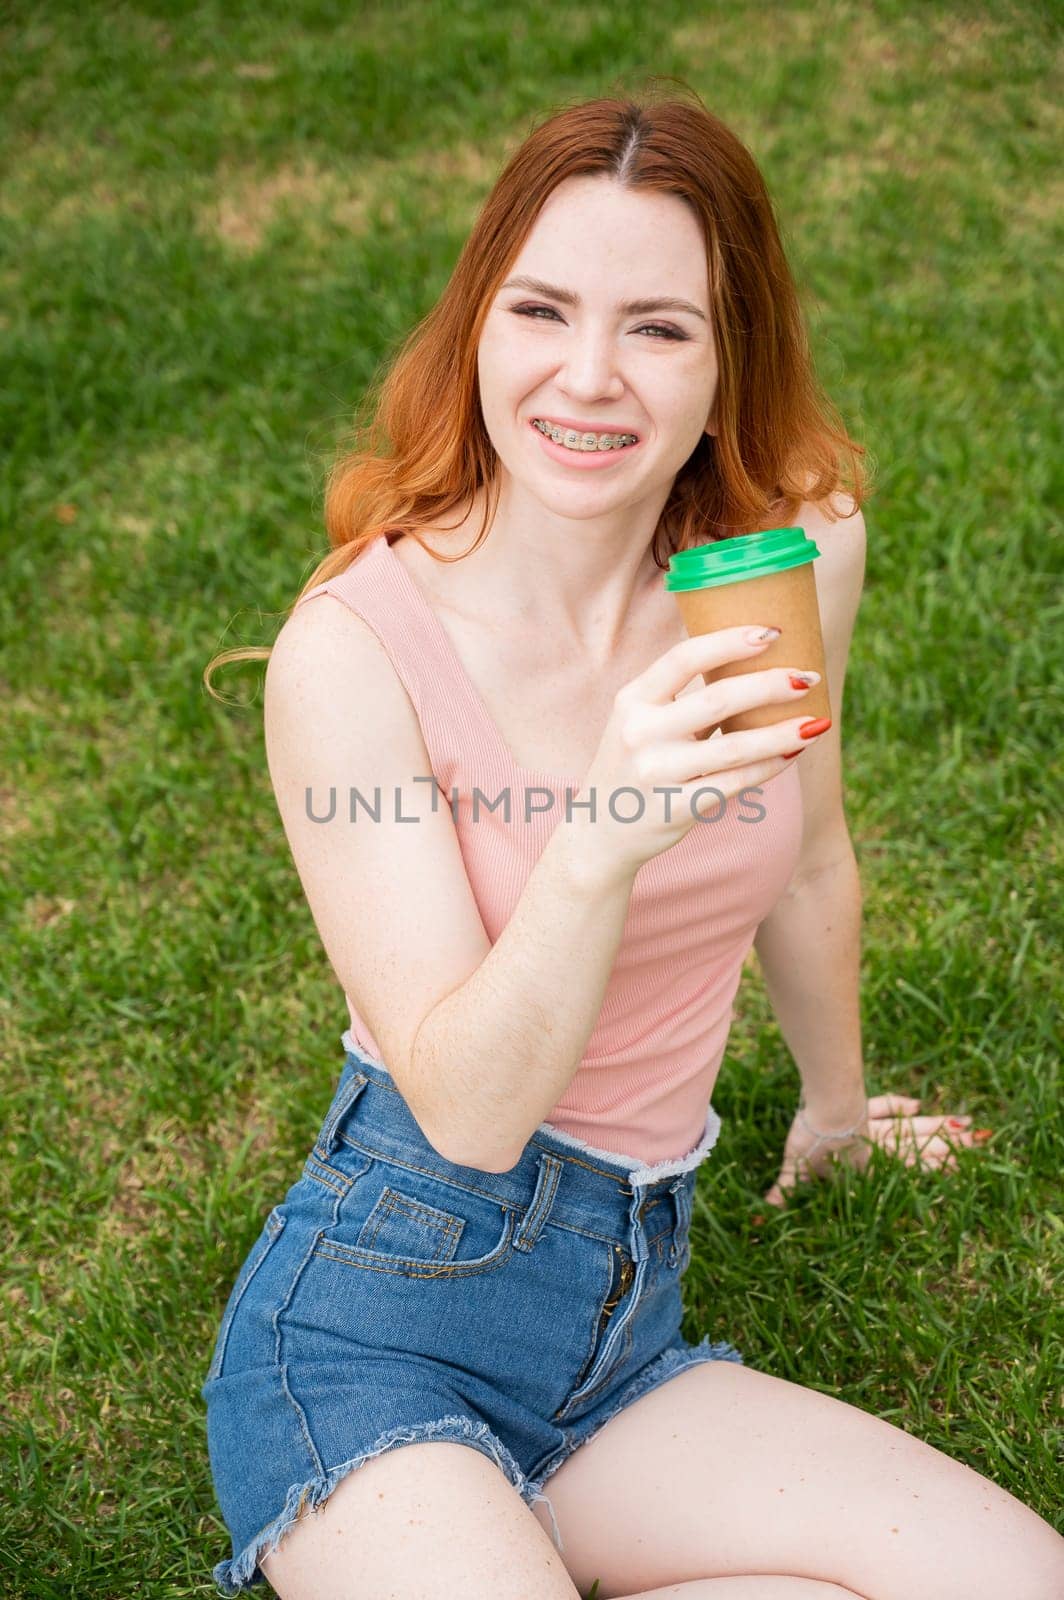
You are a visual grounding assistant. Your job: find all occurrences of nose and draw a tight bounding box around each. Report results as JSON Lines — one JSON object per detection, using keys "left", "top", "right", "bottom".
{"left": 557, "top": 324, "right": 625, "bottom": 402}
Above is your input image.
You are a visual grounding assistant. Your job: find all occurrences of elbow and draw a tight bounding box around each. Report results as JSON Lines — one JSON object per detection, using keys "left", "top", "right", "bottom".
{"left": 434, "top": 1135, "right": 523, "bottom": 1175}
{"left": 787, "top": 840, "right": 860, "bottom": 896}
{"left": 406, "top": 1046, "right": 526, "bottom": 1173}
{"left": 426, "top": 1116, "right": 523, "bottom": 1175}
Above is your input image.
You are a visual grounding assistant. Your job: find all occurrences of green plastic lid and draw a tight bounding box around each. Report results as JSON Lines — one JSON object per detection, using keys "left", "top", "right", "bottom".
{"left": 664, "top": 526, "right": 820, "bottom": 592}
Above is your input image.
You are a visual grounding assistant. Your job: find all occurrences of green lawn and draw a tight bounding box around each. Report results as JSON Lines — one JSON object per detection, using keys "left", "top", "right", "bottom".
{"left": 1, "top": 1, "right": 1060, "bottom": 1593}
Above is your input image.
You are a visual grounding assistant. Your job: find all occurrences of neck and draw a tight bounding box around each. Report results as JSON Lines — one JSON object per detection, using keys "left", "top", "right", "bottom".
{"left": 411, "top": 485, "right": 669, "bottom": 666}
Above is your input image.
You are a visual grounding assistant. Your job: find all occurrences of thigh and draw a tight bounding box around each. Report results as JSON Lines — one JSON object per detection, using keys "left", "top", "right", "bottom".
{"left": 530, "top": 1361, "right": 1064, "bottom": 1600}
{"left": 261, "top": 1439, "right": 581, "bottom": 1600}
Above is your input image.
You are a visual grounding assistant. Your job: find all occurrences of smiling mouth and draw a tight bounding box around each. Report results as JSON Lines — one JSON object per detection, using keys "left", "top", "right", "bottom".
{"left": 530, "top": 418, "right": 640, "bottom": 452}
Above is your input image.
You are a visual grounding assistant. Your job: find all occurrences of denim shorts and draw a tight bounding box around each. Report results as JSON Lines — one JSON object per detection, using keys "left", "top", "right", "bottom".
{"left": 201, "top": 1044, "right": 743, "bottom": 1594}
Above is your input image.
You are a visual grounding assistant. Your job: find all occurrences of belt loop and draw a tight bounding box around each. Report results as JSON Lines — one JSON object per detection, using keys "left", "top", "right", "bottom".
{"left": 316, "top": 1070, "right": 369, "bottom": 1159}
{"left": 668, "top": 1172, "right": 693, "bottom": 1267}
{"left": 513, "top": 1152, "right": 561, "bottom": 1253}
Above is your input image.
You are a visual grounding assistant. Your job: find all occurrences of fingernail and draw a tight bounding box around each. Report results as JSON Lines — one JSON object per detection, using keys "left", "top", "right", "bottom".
{"left": 746, "top": 626, "right": 781, "bottom": 643}
{"left": 973, "top": 1128, "right": 993, "bottom": 1141}
{"left": 789, "top": 672, "right": 820, "bottom": 690}
{"left": 947, "top": 1118, "right": 967, "bottom": 1128}
{"left": 782, "top": 749, "right": 803, "bottom": 759}
{"left": 798, "top": 717, "right": 833, "bottom": 740}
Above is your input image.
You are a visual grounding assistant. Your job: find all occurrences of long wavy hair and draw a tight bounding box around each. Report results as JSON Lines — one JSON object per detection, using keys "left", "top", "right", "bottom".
{"left": 205, "top": 79, "right": 872, "bottom": 697}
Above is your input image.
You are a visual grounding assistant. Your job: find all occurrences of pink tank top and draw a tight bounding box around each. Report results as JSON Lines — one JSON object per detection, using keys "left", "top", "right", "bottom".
{"left": 293, "top": 533, "right": 804, "bottom": 1164}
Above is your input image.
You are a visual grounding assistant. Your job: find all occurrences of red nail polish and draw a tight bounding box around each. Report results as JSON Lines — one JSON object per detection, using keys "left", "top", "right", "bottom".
{"left": 788, "top": 674, "right": 815, "bottom": 691}
{"left": 798, "top": 718, "right": 832, "bottom": 740}
{"left": 782, "top": 749, "right": 803, "bottom": 758}
{"left": 947, "top": 1118, "right": 966, "bottom": 1128}
{"left": 973, "top": 1128, "right": 993, "bottom": 1141}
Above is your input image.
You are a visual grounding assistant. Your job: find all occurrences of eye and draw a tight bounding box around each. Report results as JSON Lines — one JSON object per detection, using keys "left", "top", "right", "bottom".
{"left": 511, "top": 303, "right": 563, "bottom": 322}
{"left": 636, "top": 323, "right": 688, "bottom": 342}
{"left": 509, "top": 303, "right": 688, "bottom": 342}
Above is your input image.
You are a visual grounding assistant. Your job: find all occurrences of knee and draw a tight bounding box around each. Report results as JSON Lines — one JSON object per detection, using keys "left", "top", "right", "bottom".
{"left": 1002, "top": 1522, "right": 1064, "bottom": 1600}
{"left": 937, "top": 1511, "right": 1064, "bottom": 1600}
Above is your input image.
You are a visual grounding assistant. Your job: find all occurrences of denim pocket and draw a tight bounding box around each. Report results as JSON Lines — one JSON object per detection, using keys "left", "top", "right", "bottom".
{"left": 316, "top": 1156, "right": 517, "bottom": 1280}
{"left": 204, "top": 1206, "right": 286, "bottom": 1385}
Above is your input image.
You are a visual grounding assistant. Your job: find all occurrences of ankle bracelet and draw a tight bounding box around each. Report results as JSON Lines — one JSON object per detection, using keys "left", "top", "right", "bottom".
{"left": 797, "top": 1101, "right": 868, "bottom": 1163}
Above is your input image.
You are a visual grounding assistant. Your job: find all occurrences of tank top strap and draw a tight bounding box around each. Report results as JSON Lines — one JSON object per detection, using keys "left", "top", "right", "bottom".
{"left": 290, "top": 534, "right": 509, "bottom": 780}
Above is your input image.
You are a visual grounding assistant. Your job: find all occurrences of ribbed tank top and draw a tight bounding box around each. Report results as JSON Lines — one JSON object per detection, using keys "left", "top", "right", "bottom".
{"left": 292, "top": 532, "right": 804, "bottom": 1165}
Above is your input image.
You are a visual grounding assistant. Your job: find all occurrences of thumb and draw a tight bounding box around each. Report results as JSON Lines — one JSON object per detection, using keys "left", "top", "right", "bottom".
{"left": 763, "top": 1181, "right": 787, "bottom": 1208}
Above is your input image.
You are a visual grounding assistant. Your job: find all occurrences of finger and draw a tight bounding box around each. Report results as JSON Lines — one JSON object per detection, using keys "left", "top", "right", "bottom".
{"left": 900, "top": 1134, "right": 955, "bottom": 1168}
{"left": 905, "top": 1115, "right": 973, "bottom": 1135}
{"left": 868, "top": 1117, "right": 910, "bottom": 1153}
{"left": 870, "top": 1119, "right": 948, "bottom": 1158}
{"left": 903, "top": 1149, "right": 962, "bottom": 1176}
{"left": 680, "top": 753, "right": 798, "bottom": 813}
{"left": 668, "top": 711, "right": 832, "bottom": 786}
{"left": 763, "top": 1183, "right": 786, "bottom": 1208}
{"left": 642, "top": 626, "right": 784, "bottom": 706}
{"left": 867, "top": 1093, "right": 921, "bottom": 1117}
{"left": 939, "top": 1117, "right": 979, "bottom": 1147}
{"left": 939, "top": 1125, "right": 977, "bottom": 1151}
{"left": 658, "top": 665, "right": 822, "bottom": 742}
{"left": 765, "top": 1158, "right": 802, "bottom": 1204}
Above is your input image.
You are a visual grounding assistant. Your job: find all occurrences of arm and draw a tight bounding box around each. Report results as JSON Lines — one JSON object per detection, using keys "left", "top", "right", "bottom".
{"left": 753, "top": 497, "right": 869, "bottom": 1122}
{"left": 265, "top": 595, "right": 640, "bottom": 1176}
{"left": 413, "top": 824, "right": 638, "bottom": 1172}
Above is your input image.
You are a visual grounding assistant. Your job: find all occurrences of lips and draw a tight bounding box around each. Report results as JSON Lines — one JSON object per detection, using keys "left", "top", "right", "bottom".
{"left": 527, "top": 418, "right": 642, "bottom": 467}
{"left": 531, "top": 415, "right": 640, "bottom": 439}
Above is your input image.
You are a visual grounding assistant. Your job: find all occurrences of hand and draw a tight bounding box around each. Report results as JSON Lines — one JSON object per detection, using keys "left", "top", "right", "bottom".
{"left": 761, "top": 1092, "right": 992, "bottom": 1209}
{"left": 575, "top": 626, "right": 831, "bottom": 883}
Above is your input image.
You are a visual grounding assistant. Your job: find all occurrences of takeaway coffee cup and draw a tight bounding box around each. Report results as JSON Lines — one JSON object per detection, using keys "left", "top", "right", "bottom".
{"left": 664, "top": 527, "right": 831, "bottom": 736}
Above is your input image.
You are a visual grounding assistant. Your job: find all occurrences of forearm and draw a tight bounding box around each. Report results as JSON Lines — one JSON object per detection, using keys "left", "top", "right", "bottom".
{"left": 752, "top": 845, "right": 868, "bottom": 1121}
{"left": 413, "top": 815, "right": 639, "bottom": 1172}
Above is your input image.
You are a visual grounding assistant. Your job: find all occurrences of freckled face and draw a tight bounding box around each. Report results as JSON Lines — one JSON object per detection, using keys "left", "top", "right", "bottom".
{"left": 476, "top": 175, "right": 718, "bottom": 514}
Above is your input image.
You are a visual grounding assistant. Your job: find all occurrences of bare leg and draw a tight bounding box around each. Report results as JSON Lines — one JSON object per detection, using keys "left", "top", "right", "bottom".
{"left": 614, "top": 1582, "right": 865, "bottom": 1598}
{"left": 531, "top": 1362, "right": 1064, "bottom": 1600}
{"left": 260, "top": 1440, "right": 581, "bottom": 1599}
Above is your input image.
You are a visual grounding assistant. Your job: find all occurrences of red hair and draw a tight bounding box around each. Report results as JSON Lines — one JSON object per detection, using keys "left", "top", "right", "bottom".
{"left": 205, "top": 79, "right": 871, "bottom": 696}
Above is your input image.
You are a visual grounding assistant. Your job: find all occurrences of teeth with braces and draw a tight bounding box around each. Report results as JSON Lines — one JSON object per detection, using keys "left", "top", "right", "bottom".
{"left": 532, "top": 419, "right": 638, "bottom": 451}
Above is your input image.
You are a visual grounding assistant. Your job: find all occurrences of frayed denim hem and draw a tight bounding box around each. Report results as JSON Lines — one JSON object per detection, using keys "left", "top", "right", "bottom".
{"left": 338, "top": 1032, "right": 722, "bottom": 1187}
{"left": 211, "top": 1413, "right": 563, "bottom": 1595}
{"left": 526, "top": 1335, "right": 744, "bottom": 1556}
{"left": 532, "top": 1101, "right": 723, "bottom": 1187}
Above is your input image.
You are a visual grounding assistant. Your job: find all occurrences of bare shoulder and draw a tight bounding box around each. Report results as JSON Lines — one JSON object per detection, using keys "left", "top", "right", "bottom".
{"left": 773, "top": 492, "right": 867, "bottom": 860}
{"left": 795, "top": 494, "right": 867, "bottom": 653}
{"left": 269, "top": 586, "right": 392, "bottom": 678}
{"left": 265, "top": 586, "right": 419, "bottom": 741}
{"left": 263, "top": 586, "right": 441, "bottom": 855}
{"left": 799, "top": 490, "right": 866, "bottom": 569}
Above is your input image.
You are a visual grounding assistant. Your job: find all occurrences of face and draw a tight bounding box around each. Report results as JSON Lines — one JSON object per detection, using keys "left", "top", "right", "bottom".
{"left": 476, "top": 175, "right": 718, "bottom": 519}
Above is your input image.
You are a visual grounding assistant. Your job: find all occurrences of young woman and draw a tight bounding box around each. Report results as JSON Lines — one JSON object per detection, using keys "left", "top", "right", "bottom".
{"left": 201, "top": 88, "right": 1064, "bottom": 1600}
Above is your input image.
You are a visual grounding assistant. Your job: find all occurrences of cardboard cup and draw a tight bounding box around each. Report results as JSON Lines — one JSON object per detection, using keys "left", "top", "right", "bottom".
{"left": 673, "top": 560, "right": 831, "bottom": 738}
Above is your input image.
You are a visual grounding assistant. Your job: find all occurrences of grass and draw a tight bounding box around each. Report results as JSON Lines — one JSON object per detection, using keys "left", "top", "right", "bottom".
{"left": 1, "top": 0, "right": 1061, "bottom": 1592}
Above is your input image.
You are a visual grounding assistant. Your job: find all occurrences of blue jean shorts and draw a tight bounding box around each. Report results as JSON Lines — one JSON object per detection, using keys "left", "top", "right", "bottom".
{"left": 201, "top": 1043, "right": 743, "bottom": 1594}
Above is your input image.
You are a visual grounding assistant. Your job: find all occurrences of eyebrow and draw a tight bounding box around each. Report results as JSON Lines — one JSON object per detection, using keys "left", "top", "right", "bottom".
{"left": 500, "top": 274, "right": 708, "bottom": 323}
